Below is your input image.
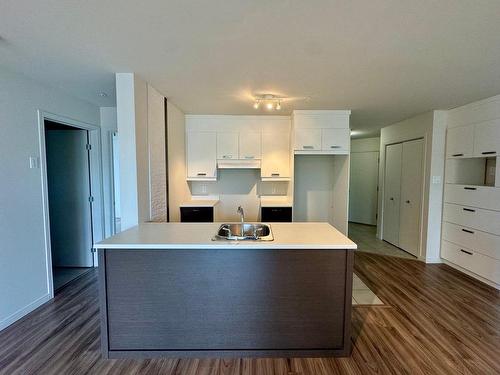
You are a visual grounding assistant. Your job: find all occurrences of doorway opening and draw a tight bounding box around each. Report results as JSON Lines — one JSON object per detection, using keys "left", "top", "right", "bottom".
{"left": 44, "top": 120, "right": 94, "bottom": 291}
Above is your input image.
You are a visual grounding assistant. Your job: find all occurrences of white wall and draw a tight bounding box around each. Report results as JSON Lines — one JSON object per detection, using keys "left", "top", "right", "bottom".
{"left": 0, "top": 67, "right": 100, "bottom": 330}
{"left": 377, "top": 111, "right": 446, "bottom": 262}
{"left": 351, "top": 137, "right": 380, "bottom": 153}
{"left": 167, "top": 101, "right": 189, "bottom": 222}
{"left": 100, "top": 107, "right": 117, "bottom": 237}
{"left": 115, "top": 73, "right": 150, "bottom": 230}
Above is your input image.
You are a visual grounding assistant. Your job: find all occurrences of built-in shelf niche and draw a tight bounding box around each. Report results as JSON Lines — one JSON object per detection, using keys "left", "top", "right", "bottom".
{"left": 445, "top": 157, "right": 497, "bottom": 187}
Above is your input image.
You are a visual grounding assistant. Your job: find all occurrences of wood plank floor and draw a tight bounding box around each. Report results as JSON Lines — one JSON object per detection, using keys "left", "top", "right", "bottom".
{"left": 1, "top": 252, "right": 499, "bottom": 374}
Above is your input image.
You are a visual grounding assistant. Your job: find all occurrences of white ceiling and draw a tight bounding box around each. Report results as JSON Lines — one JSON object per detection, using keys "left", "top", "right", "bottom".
{"left": 2, "top": 1, "right": 500, "bottom": 137}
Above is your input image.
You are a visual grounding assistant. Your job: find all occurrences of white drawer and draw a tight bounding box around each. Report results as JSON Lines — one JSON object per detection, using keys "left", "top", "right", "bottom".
{"left": 444, "top": 184, "right": 500, "bottom": 211}
{"left": 441, "top": 240, "right": 500, "bottom": 285}
{"left": 442, "top": 203, "right": 500, "bottom": 236}
{"left": 442, "top": 222, "right": 500, "bottom": 261}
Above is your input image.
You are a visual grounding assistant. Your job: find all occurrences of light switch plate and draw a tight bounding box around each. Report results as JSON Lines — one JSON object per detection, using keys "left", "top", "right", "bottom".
{"left": 29, "top": 156, "right": 40, "bottom": 169}
{"left": 432, "top": 175, "right": 442, "bottom": 184}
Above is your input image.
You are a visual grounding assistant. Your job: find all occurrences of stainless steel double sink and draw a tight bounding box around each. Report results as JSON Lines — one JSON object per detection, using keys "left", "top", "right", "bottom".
{"left": 212, "top": 223, "right": 274, "bottom": 241}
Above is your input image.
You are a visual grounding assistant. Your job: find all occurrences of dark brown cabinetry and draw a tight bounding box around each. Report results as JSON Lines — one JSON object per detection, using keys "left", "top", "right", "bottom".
{"left": 180, "top": 207, "right": 214, "bottom": 222}
{"left": 261, "top": 207, "right": 292, "bottom": 222}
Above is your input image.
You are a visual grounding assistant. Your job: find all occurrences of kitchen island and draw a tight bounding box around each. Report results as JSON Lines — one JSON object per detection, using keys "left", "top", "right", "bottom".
{"left": 95, "top": 222, "right": 357, "bottom": 358}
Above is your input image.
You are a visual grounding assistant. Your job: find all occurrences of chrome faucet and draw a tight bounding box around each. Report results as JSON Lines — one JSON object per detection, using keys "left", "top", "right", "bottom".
{"left": 237, "top": 206, "right": 245, "bottom": 236}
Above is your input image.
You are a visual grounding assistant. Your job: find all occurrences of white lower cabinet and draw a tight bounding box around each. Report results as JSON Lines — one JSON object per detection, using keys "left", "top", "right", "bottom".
{"left": 441, "top": 240, "right": 500, "bottom": 285}
{"left": 187, "top": 131, "right": 217, "bottom": 180}
{"left": 261, "top": 132, "right": 290, "bottom": 179}
{"left": 442, "top": 222, "right": 500, "bottom": 261}
{"left": 444, "top": 184, "right": 500, "bottom": 211}
{"left": 442, "top": 203, "right": 500, "bottom": 236}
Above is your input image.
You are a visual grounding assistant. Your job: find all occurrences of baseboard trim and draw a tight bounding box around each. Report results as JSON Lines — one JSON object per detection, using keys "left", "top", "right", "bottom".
{"left": 0, "top": 293, "right": 51, "bottom": 331}
{"left": 425, "top": 257, "right": 442, "bottom": 264}
{"left": 442, "top": 259, "right": 500, "bottom": 290}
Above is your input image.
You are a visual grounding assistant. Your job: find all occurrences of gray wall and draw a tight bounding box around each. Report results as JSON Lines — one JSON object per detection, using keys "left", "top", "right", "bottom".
{"left": 0, "top": 67, "right": 100, "bottom": 330}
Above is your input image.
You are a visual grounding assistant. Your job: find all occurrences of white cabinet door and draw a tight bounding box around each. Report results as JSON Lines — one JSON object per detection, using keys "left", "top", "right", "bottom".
{"left": 446, "top": 126, "right": 473, "bottom": 158}
{"left": 294, "top": 128, "right": 321, "bottom": 151}
{"left": 399, "top": 139, "right": 424, "bottom": 256}
{"left": 217, "top": 132, "right": 238, "bottom": 160}
{"left": 187, "top": 131, "right": 217, "bottom": 179}
{"left": 383, "top": 143, "right": 402, "bottom": 246}
{"left": 262, "top": 132, "right": 290, "bottom": 179}
{"left": 239, "top": 131, "right": 261, "bottom": 159}
{"left": 321, "top": 128, "right": 350, "bottom": 152}
{"left": 473, "top": 120, "right": 500, "bottom": 157}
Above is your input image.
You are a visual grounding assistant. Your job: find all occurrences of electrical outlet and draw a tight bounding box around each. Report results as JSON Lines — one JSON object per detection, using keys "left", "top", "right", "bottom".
{"left": 201, "top": 184, "right": 207, "bottom": 194}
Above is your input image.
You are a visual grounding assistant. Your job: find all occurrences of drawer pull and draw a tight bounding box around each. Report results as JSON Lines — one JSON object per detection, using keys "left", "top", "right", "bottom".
{"left": 452, "top": 153, "right": 464, "bottom": 157}
{"left": 222, "top": 155, "right": 232, "bottom": 159}
{"left": 244, "top": 156, "right": 255, "bottom": 159}
{"left": 330, "top": 145, "right": 341, "bottom": 149}
{"left": 302, "top": 145, "right": 314, "bottom": 149}
{"left": 460, "top": 249, "right": 473, "bottom": 256}
{"left": 192, "top": 209, "right": 200, "bottom": 212}
{"left": 271, "top": 209, "right": 280, "bottom": 212}
{"left": 463, "top": 187, "right": 477, "bottom": 191}
{"left": 271, "top": 173, "right": 280, "bottom": 177}
{"left": 481, "top": 151, "right": 496, "bottom": 155}
{"left": 197, "top": 172, "right": 207, "bottom": 176}
{"left": 461, "top": 228, "right": 474, "bottom": 234}
{"left": 463, "top": 208, "right": 476, "bottom": 213}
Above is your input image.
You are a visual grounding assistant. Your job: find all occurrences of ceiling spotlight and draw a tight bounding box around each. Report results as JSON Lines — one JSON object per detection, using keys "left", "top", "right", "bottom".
{"left": 276, "top": 101, "right": 281, "bottom": 110}
{"left": 98, "top": 92, "right": 108, "bottom": 97}
{"left": 266, "top": 102, "right": 274, "bottom": 110}
{"left": 252, "top": 94, "right": 286, "bottom": 111}
{"left": 253, "top": 100, "right": 260, "bottom": 109}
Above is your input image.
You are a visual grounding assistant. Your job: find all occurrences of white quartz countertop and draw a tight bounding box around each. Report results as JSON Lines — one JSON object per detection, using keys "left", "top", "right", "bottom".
{"left": 179, "top": 200, "right": 219, "bottom": 207}
{"left": 95, "top": 222, "right": 357, "bottom": 250}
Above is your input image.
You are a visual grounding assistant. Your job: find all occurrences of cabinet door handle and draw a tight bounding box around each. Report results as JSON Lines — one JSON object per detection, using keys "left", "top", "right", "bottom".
{"left": 406, "top": 200, "right": 410, "bottom": 204}
{"left": 461, "top": 228, "right": 474, "bottom": 234}
{"left": 330, "top": 145, "right": 341, "bottom": 149}
{"left": 303, "top": 145, "right": 314, "bottom": 149}
{"left": 197, "top": 172, "right": 207, "bottom": 176}
{"left": 451, "top": 153, "right": 464, "bottom": 157}
{"left": 481, "top": 151, "right": 496, "bottom": 155}
{"left": 463, "top": 208, "right": 475, "bottom": 213}
{"left": 460, "top": 249, "right": 473, "bottom": 255}
{"left": 192, "top": 209, "right": 200, "bottom": 212}
{"left": 244, "top": 156, "right": 254, "bottom": 159}
{"left": 222, "top": 155, "right": 232, "bottom": 159}
{"left": 271, "top": 173, "right": 280, "bottom": 177}
{"left": 464, "top": 187, "right": 476, "bottom": 190}
{"left": 390, "top": 197, "right": 394, "bottom": 201}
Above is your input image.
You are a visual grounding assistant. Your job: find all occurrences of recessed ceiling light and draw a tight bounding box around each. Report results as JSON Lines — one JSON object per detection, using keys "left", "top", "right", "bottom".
{"left": 98, "top": 92, "right": 108, "bottom": 97}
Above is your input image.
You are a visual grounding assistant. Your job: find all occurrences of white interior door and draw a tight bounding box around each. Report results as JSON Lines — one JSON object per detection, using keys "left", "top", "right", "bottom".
{"left": 399, "top": 139, "right": 424, "bottom": 256}
{"left": 46, "top": 129, "right": 93, "bottom": 267}
{"left": 383, "top": 143, "right": 402, "bottom": 246}
{"left": 349, "top": 151, "right": 379, "bottom": 225}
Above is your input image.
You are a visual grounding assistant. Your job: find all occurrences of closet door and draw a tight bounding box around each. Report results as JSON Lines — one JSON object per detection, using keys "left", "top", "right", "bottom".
{"left": 383, "top": 143, "right": 402, "bottom": 246}
{"left": 399, "top": 139, "right": 424, "bottom": 256}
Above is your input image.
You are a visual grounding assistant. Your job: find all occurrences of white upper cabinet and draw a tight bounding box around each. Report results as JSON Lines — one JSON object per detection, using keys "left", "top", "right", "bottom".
{"left": 187, "top": 131, "right": 217, "bottom": 180}
{"left": 239, "top": 131, "right": 261, "bottom": 159}
{"left": 292, "top": 110, "right": 351, "bottom": 155}
{"left": 473, "top": 120, "right": 500, "bottom": 157}
{"left": 261, "top": 131, "right": 290, "bottom": 179}
{"left": 321, "top": 128, "right": 350, "bottom": 152}
{"left": 294, "top": 128, "right": 321, "bottom": 151}
{"left": 446, "top": 126, "right": 473, "bottom": 158}
{"left": 217, "top": 132, "right": 238, "bottom": 159}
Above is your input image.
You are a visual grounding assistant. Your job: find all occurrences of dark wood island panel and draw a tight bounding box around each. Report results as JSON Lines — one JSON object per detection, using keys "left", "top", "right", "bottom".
{"left": 99, "top": 248, "right": 353, "bottom": 358}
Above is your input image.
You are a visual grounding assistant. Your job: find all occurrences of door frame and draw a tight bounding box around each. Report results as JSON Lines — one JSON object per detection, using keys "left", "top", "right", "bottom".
{"left": 37, "top": 110, "right": 104, "bottom": 299}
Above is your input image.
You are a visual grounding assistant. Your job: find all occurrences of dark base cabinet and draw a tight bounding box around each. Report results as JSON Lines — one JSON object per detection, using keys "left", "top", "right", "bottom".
{"left": 98, "top": 248, "right": 353, "bottom": 358}
{"left": 180, "top": 207, "right": 213, "bottom": 222}
{"left": 261, "top": 207, "right": 292, "bottom": 222}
